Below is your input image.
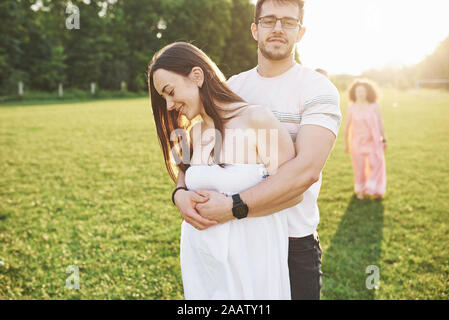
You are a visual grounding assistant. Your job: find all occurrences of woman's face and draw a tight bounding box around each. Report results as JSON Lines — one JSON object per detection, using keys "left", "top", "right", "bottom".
{"left": 355, "top": 85, "right": 367, "bottom": 102}
{"left": 153, "top": 69, "right": 203, "bottom": 120}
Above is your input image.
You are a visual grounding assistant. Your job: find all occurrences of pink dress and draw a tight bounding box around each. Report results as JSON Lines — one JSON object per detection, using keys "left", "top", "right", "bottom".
{"left": 348, "top": 103, "right": 386, "bottom": 196}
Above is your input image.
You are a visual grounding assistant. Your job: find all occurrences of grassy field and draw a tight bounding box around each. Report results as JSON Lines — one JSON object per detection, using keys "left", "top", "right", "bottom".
{"left": 0, "top": 88, "right": 448, "bottom": 299}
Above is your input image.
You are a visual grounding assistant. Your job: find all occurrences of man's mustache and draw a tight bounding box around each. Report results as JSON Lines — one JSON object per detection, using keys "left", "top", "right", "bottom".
{"left": 267, "top": 37, "right": 288, "bottom": 43}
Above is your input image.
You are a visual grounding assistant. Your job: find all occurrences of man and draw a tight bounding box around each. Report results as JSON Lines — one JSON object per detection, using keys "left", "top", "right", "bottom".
{"left": 172, "top": 0, "right": 341, "bottom": 300}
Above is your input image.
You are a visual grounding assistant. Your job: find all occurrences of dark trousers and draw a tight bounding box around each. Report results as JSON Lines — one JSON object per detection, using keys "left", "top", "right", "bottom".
{"left": 288, "top": 231, "right": 323, "bottom": 300}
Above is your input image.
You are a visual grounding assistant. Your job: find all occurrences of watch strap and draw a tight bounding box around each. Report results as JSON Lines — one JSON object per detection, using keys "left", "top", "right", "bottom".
{"left": 232, "top": 193, "right": 243, "bottom": 204}
{"left": 232, "top": 193, "right": 248, "bottom": 219}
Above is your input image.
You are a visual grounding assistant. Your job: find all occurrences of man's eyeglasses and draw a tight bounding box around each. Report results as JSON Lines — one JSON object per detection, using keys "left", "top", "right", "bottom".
{"left": 258, "top": 15, "right": 302, "bottom": 29}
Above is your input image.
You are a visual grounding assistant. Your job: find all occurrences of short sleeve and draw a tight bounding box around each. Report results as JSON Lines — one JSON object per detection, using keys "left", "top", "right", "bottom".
{"left": 300, "top": 75, "right": 342, "bottom": 137}
{"left": 226, "top": 68, "right": 255, "bottom": 95}
{"left": 227, "top": 74, "right": 236, "bottom": 84}
{"left": 226, "top": 74, "right": 238, "bottom": 92}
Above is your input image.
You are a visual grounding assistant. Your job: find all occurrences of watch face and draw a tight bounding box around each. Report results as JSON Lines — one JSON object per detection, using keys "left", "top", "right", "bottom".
{"left": 234, "top": 204, "right": 248, "bottom": 219}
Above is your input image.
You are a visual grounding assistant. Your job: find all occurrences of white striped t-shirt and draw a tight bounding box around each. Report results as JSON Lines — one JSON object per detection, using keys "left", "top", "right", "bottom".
{"left": 227, "top": 63, "right": 341, "bottom": 237}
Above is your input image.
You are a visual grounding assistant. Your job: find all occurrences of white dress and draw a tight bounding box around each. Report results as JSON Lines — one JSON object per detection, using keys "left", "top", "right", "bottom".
{"left": 181, "top": 163, "right": 291, "bottom": 300}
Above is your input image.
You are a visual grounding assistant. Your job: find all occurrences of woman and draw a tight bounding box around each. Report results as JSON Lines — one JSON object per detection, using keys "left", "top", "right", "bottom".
{"left": 148, "top": 42, "right": 302, "bottom": 299}
{"left": 344, "top": 79, "right": 387, "bottom": 199}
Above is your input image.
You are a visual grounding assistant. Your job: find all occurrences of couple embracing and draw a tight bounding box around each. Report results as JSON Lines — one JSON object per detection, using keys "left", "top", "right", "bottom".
{"left": 148, "top": 0, "right": 341, "bottom": 300}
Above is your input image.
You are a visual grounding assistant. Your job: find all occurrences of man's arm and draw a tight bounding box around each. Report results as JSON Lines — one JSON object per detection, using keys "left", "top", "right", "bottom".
{"left": 195, "top": 124, "right": 337, "bottom": 222}
{"left": 242, "top": 124, "right": 336, "bottom": 217}
{"left": 196, "top": 74, "right": 340, "bottom": 223}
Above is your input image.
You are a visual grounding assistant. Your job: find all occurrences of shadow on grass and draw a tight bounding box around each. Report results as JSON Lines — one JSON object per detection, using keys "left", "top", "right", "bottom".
{"left": 322, "top": 195, "right": 384, "bottom": 299}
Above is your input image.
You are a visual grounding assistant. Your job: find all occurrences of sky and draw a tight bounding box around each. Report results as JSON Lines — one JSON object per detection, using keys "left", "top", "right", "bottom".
{"left": 251, "top": 0, "right": 449, "bottom": 75}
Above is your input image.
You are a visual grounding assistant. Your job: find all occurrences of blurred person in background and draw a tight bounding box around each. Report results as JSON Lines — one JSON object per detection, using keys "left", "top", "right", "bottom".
{"left": 344, "top": 79, "right": 387, "bottom": 199}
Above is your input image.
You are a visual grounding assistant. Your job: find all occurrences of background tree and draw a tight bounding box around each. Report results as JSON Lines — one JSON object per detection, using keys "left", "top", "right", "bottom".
{"left": 63, "top": 0, "right": 109, "bottom": 90}
{"left": 0, "top": 0, "right": 30, "bottom": 94}
{"left": 5, "top": 0, "right": 446, "bottom": 96}
{"left": 221, "top": 0, "right": 258, "bottom": 78}
{"left": 417, "top": 35, "right": 449, "bottom": 80}
{"left": 164, "top": 0, "right": 233, "bottom": 71}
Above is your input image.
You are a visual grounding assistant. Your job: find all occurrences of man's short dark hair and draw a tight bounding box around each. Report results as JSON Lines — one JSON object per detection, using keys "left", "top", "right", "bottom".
{"left": 254, "top": 0, "right": 305, "bottom": 24}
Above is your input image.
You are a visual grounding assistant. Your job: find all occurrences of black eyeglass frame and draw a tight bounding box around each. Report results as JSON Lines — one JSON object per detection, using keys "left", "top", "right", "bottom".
{"left": 257, "top": 15, "right": 302, "bottom": 29}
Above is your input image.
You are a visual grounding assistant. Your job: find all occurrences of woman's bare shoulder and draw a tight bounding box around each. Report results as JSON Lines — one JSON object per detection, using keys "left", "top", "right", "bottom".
{"left": 240, "top": 104, "right": 276, "bottom": 128}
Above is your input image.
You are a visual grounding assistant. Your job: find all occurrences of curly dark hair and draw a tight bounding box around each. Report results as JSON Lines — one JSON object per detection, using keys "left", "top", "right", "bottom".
{"left": 348, "top": 79, "right": 380, "bottom": 103}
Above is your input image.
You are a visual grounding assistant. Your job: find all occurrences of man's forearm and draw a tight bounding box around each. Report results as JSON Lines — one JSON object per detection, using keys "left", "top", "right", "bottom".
{"left": 240, "top": 125, "right": 336, "bottom": 218}
{"left": 240, "top": 156, "right": 318, "bottom": 218}
{"left": 246, "top": 186, "right": 304, "bottom": 218}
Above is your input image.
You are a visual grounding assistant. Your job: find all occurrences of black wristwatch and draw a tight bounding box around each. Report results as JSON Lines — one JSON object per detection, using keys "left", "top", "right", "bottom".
{"left": 232, "top": 194, "right": 249, "bottom": 219}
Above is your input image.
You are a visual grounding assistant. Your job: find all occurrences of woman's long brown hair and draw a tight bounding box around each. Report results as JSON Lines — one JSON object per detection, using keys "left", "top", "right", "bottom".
{"left": 148, "top": 42, "right": 246, "bottom": 183}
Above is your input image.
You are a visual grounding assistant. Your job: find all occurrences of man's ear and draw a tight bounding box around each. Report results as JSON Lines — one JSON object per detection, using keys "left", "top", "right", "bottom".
{"left": 296, "top": 26, "right": 306, "bottom": 43}
{"left": 189, "top": 67, "right": 204, "bottom": 88}
{"left": 251, "top": 23, "right": 258, "bottom": 41}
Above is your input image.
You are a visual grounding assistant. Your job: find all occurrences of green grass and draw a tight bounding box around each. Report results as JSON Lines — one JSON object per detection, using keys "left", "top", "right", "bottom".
{"left": 320, "top": 88, "right": 449, "bottom": 299}
{"left": 0, "top": 89, "right": 448, "bottom": 299}
{"left": 0, "top": 89, "right": 147, "bottom": 107}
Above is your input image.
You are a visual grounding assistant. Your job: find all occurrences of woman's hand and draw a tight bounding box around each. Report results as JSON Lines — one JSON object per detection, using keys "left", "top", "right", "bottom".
{"left": 174, "top": 190, "right": 217, "bottom": 230}
{"left": 195, "top": 190, "right": 234, "bottom": 224}
{"left": 344, "top": 145, "right": 349, "bottom": 154}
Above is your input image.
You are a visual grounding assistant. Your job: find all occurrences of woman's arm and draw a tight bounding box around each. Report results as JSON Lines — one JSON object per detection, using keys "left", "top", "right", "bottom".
{"left": 343, "top": 105, "right": 353, "bottom": 153}
{"left": 373, "top": 103, "right": 387, "bottom": 150}
{"left": 373, "top": 103, "right": 386, "bottom": 140}
{"left": 172, "top": 122, "right": 216, "bottom": 230}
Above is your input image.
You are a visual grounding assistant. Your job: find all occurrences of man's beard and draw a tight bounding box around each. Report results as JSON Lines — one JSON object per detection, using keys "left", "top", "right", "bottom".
{"left": 259, "top": 40, "right": 295, "bottom": 61}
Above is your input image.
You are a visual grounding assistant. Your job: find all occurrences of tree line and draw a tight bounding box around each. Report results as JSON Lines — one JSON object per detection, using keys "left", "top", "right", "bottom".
{"left": 0, "top": 0, "right": 258, "bottom": 95}
{"left": 360, "top": 35, "right": 449, "bottom": 90}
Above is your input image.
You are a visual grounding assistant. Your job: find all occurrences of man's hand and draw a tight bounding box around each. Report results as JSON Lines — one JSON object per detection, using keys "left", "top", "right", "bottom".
{"left": 174, "top": 190, "right": 217, "bottom": 230}
{"left": 195, "top": 190, "right": 234, "bottom": 224}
